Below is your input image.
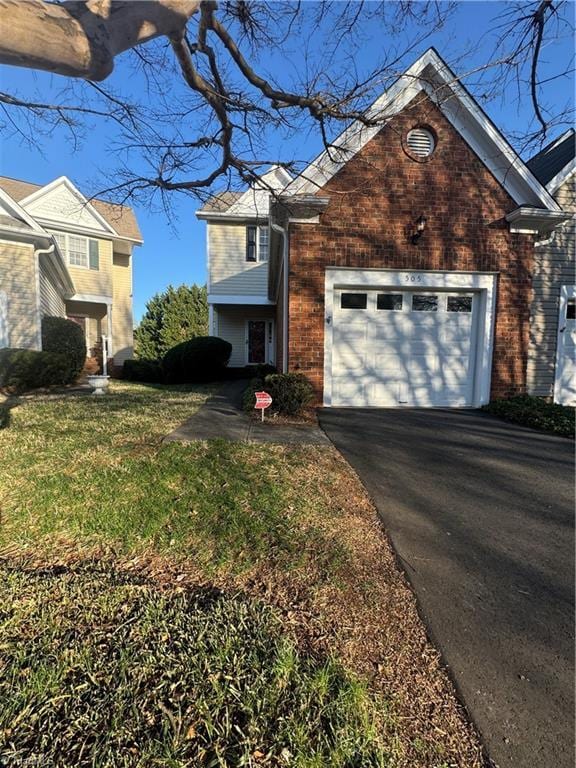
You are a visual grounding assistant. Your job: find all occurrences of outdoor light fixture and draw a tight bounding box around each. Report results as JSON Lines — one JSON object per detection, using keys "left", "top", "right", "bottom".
{"left": 411, "top": 215, "right": 427, "bottom": 244}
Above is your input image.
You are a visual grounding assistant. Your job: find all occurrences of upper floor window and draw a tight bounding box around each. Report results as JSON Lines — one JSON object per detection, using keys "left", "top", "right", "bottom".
{"left": 50, "top": 231, "right": 99, "bottom": 270}
{"left": 246, "top": 224, "right": 269, "bottom": 262}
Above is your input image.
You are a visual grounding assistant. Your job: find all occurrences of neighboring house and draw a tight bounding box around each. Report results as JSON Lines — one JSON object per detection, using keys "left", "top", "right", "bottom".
{"left": 526, "top": 130, "right": 576, "bottom": 405}
{"left": 0, "top": 175, "right": 142, "bottom": 369}
{"left": 198, "top": 48, "right": 570, "bottom": 408}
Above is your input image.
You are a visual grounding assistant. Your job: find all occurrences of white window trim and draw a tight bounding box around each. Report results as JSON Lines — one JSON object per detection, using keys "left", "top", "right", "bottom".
{"left": 245, "top": 317, "right": 275, "bottom": 366}
{"left": 49, "top": 230, "right": 91, "bottom": 270}
{"left": 323, "top": 268, "right": 498, "bottom": 408}
{"left": 246, "top": 224, "right": 269, "bottom": 263}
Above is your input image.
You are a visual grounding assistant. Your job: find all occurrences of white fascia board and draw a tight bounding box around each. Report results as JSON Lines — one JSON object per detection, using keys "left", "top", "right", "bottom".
{"left": 20, "top": 176, "right": 119, "bottom": 236}
{"left": 0, "top": 221, "right": 49, "bottom": 240}
{"left": 208, "top": 294, "right": 275, "bottom": 306}
{"left": 40, "top": 218, "right": 142, "bottom": 245}
{"left": 546, "top": 159, "right": 576, "bottom": 196}
{"left": 69, "top": 292, "right": 113, "bottom": 304}
{"left": 286, "top": 47, "right": 559, "bottom": 212}
{"left": 505, "top": 206, "right": 572, "bottom": 234}
{"left": 0, "top": 186, "right": 47, "bottom": 232}
{"left": 196, "top": 210, "right": 267, "bottom": 222}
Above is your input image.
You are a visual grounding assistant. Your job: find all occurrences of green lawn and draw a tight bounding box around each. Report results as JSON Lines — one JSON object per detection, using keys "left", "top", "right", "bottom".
{"left": 0, "top": 382, "right": 483, "bottom": 767}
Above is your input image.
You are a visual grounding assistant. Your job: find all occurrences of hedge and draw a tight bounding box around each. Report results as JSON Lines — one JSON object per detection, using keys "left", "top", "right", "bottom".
{"left": 0, "top": 348, "right": 71, "bottom": 393}
{"left": 41, "top": 316, "right": 86, "bottom": 384}
{"left": 123, "top": 359, "right": 164, "bottom": 383}
{"left": 163, "top": 336, "right": 232, "bottom": 384}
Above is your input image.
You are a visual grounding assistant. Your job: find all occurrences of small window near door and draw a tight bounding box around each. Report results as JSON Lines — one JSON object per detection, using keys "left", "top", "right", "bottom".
{"left": 567, "top": 299, "right": 576, "bottom": 320}
{"left": 412, "top": 294, "right": 438, "bottom": 312}
{"left": 377, "top": 293, "right": 403, "bottom": 310}
{"left": 447, "top": 295, "right": 473, "bottom": 313}
{"left": 341, "top": 293, "right": 367, "bottom": 309}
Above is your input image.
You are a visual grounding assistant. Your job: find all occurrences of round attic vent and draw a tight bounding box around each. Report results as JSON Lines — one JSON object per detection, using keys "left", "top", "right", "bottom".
{"left": 406, "top": 127, "right": 435, "bottom": 158}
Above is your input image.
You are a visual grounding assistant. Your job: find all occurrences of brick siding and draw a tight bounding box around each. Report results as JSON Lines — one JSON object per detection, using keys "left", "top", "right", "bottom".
{"left": 286, "top": 95, "right": 534, "bottom": 402}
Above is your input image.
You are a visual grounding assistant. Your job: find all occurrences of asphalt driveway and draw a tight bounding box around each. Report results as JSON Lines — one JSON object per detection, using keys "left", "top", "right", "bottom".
{"left": 319, "top": 408, "right": 574, "bottom": 768}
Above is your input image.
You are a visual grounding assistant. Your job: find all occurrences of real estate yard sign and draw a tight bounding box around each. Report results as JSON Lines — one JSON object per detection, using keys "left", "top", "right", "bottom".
{"left": 255, "top": 391, "right": 272, "bottom": 421}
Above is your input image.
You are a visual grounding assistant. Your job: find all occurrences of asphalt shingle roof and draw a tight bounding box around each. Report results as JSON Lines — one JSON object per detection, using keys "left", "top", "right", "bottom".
{"left": 197, "top": 190, "right": 243, "bottom": 213}
{"left": 0, "top": 176, "right": 142, "bottom": 241}
{"left": 527, "top": 129, "right": 575, "bottom": 188}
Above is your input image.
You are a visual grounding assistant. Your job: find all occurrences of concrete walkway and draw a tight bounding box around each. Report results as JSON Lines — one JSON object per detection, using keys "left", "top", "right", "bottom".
{"left": 165, "top": 380, "right": 330, "bottom": 445}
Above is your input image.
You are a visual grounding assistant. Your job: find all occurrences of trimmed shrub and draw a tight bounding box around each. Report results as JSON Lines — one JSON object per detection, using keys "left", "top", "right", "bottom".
{"left": 243, "top": 377, "right": 264, "bottom": 412}
{"left": 123, "top": 358, "right": 164, "bottom": 383}
{"left": 263, "top": 373, "right": 314, "bottom": 416}
{"left": 41, "top": 316, "right": 86, "bottom": 384}
{"left": 483, "top": 396, "right": 575, "bottom": 438}
{"left": 243, "top": 373, "right": 314, "bottom": 416}
{"left": 0, "top": 348, "right": 71, "bottom": 393}
{"left": 163, "top": 336, "right": 232, "bottom": 384}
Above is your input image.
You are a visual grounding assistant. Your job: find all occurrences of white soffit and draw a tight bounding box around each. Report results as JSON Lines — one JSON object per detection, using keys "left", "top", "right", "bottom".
{"left": 19, "top": 176, "right": 118, "bottom": 235}
{"left": 286, "top": 48, "right": 560, "bottom": 212}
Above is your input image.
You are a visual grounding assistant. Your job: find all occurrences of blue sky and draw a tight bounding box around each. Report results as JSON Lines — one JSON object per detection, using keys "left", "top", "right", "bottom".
{"left": 0, "top": 1, "right": 573, "bottom": 322}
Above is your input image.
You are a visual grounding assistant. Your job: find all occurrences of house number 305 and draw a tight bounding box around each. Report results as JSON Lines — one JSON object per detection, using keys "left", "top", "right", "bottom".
{"left": 404, "top": 274, "right": 423, "bottom": 283}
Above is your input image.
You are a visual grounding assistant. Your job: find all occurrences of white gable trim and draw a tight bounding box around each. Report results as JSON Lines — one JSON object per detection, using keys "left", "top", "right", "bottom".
{"left": 546, "top": 158, "right": 576, "bottom": 195}
{"left": 19, "top": 176, "right": 118, "bottom": 236}
{"left": 227, "top": 165, "right": 293, "bottom": 217}
{"left": 0, "top": 187, "right": 47, "bottom": 234}
{"left": 287, "top": 48, "right": 560, "bottom": 212}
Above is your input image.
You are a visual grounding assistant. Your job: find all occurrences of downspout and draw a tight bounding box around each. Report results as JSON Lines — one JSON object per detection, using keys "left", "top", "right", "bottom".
{"left": 270, "top": 221, "right": 288, "bottom": 373}
{"left": 33, "top": 243, "right": 55, "bottom": 350}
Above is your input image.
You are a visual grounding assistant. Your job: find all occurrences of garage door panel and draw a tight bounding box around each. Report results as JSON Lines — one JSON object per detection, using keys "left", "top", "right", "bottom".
{"left": 331, "top": 287, "right": 479, "bottom": 407}
{"left": 333, "top": 375, "right": 367, "bottom": 405}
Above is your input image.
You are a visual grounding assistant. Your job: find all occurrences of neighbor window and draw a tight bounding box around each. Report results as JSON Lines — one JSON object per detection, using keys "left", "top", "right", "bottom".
{"left": 567, "top": 299, "right": 576, "bottom": 320}
{"left": 68, "top": 235, "right": 89, "bottom": 267}
{"left": 412, "top": 294, "right": 438, "bottom": 312}
{"left": 341, "top": 293, "right": 367, "bottom": 309}
{"left": 246, "top": 225, "right": 269, "bottom": 262}
{"left": 50, "top": 231, "right": 99, "bottom": 270}
{"left": 377, "top": 293, "right": 403, "bottom": 310}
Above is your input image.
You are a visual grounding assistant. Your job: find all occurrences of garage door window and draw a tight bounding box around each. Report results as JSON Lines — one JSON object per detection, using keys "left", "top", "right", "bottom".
{"left": 412, "top": 294, "right": 438, "bottom": 312}
{"left": 447, "top": 295, "right": 473, "bottom": 313}
{"left": 341, "top": 293, "right": 367, "bottom": 309}
{"left": 377, "top": 293, "right": 403, "bottom": 310}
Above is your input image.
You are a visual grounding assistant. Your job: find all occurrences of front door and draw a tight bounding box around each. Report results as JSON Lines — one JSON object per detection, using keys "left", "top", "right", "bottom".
{"left": 247, "top": 320, "right": 266, "bottom": 364}
{"left": 554, "top": 286, "right": 576, "bottom": 405}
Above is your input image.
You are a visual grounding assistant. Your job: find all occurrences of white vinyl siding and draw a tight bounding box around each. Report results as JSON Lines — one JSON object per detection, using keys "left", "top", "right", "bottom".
{"left": 527, "top": 176, "right": 576, "bottom": 397}
{"left": 209, "top": 222, "right": 269, "bottom": 297}
{"left": 39, "top": 262, "right": 66, "bottom": 317}
{"left": 214, "top": 305, "right": 275, "bottom": 367}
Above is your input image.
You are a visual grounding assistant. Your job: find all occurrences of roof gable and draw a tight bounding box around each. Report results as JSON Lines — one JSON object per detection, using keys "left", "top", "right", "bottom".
{"left": 19, "top": 176, "right": 118, "bottom": 235}
{"left": 213, "top": 166, "right": 293, "bottom": 218}
{"left": 0, "top": 176, "right": 142, "bottom": 242}
{"left": 0, "top": 187, "right": 46, "bottom": 233}
{"left": 286, "top": 48, "right": 560, "bottom": 212}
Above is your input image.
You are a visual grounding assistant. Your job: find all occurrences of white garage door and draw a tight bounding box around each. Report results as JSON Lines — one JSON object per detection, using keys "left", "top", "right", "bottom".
{"left": 331, "top": 288, "right": 480, "bottom": 407}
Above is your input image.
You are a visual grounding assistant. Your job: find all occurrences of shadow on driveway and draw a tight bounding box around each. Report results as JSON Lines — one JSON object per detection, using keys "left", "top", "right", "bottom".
{"left": 319, "top": 407, "right": 574, "bottom": 768}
